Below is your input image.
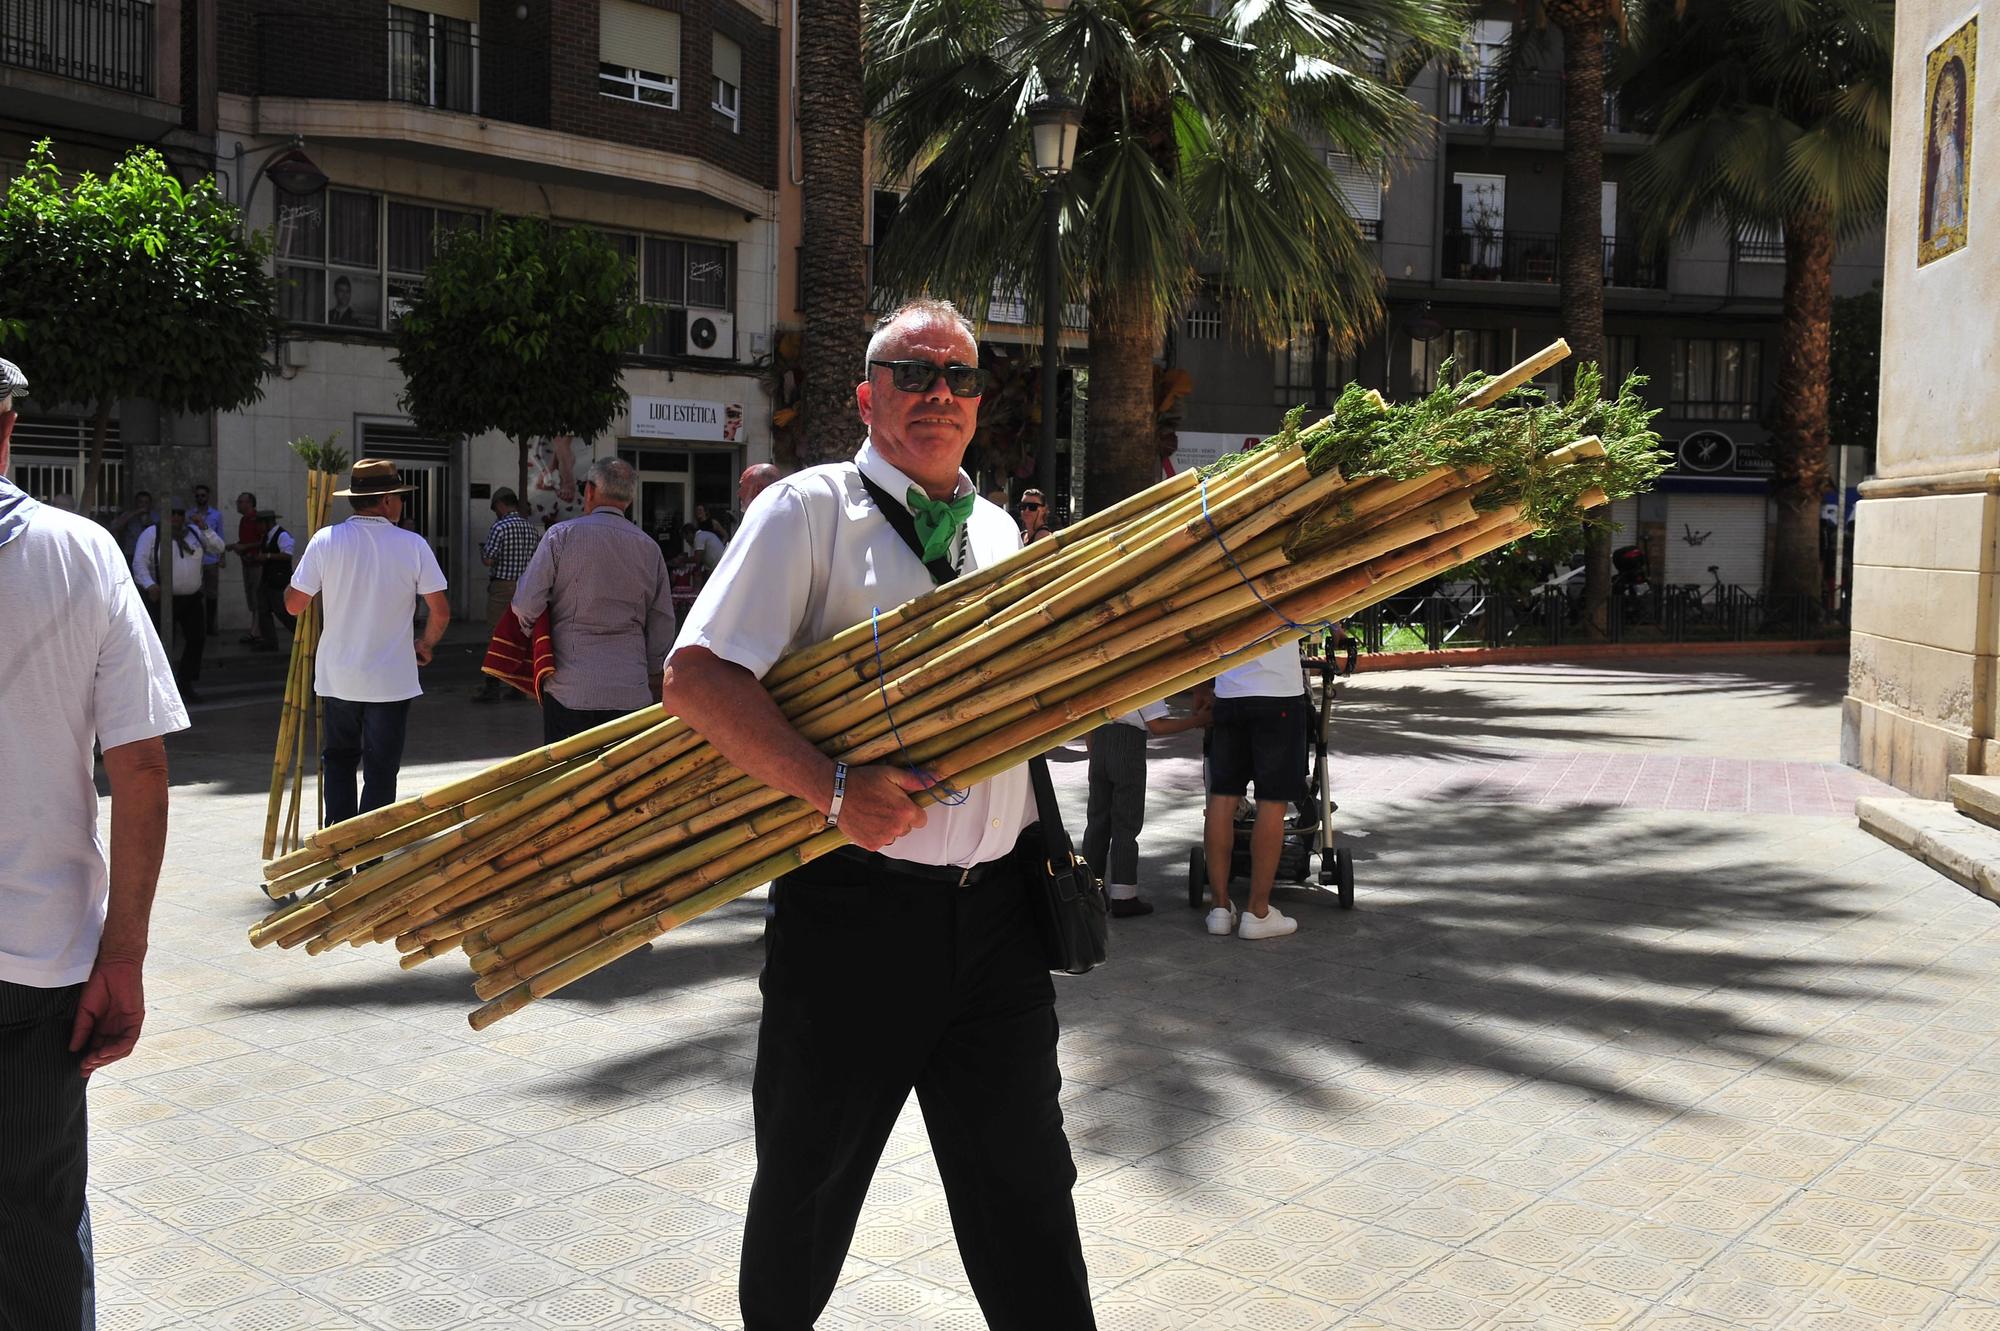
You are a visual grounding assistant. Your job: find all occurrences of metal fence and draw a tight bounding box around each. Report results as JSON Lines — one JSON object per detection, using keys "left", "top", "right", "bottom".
{"left": 1443, "top": 228, "right": 1667, "bottom": 290}
{"left": 1, "top": 0, "right": 154, "bottom": 95}
{"left": 1347, "top": 578, "right": 1830, "bottom": 651}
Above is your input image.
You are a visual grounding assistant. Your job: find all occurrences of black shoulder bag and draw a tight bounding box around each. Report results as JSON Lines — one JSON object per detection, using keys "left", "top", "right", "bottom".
{"left": 858, "top": 473, "right": 1108, "bottom": 974}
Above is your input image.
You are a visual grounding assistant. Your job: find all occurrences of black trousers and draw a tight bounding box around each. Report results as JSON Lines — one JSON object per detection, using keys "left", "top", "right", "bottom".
{"left": 0, "top": 982, "right": 93, "bottom": 1331}
{"left": 169, "top": 592, "right": 206, "bottom": 685}
{"left": 541, "top": 696, "right": 626, "bottom": 745}
{"left": 739, "top": 850, "right": 1094, "bottom": 1331}
{"left": 322, "top": 697, "right": 412, "bottom": 826}
{"left": 1082, "top": 722, "right": 1149, "bottom": 886}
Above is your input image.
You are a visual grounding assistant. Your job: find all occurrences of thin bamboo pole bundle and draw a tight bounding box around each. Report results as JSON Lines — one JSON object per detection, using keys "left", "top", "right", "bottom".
{"left": 262, "top": 442, "right": 346, "bottom": 859}
{"left": 253, "top": 340, "right": 1665, "bottom": 1026}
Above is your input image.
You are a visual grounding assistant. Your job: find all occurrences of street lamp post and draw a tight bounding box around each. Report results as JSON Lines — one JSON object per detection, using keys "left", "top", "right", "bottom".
{"left": 1027, "top": 95, "right": 1081, "bottom": 514}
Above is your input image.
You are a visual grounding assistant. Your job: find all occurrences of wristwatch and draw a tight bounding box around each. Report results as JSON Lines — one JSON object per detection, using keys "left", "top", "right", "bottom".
{"left": 826, "top": 762, "right": 848, "bottom": 826}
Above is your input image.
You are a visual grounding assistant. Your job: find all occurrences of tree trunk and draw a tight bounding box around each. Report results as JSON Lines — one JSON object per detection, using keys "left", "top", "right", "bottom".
{"left": 1770, "top": 208, "right": 1836, "bottom": 606}
{"left": 82, "top": 401, "right": 112, "bottom": 517}
{"left": 1082, "top": 282, "right": 1162, "bottom": 512}
{"left": 516, "top": 436, "right": 530, "bottom": 517}
{"left": 1554, "top": 14, "right": 1613, "bottom": 634}
{"left": 795, "top": 0, "right": 870, "bottom": 466}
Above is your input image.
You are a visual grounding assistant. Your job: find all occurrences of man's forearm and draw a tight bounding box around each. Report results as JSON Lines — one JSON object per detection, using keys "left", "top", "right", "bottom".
{"left": 100, "top": 737, "right": 169, "bottom": 963}
{"left": 664, "top": 648, "right": 834, "bottom": 816}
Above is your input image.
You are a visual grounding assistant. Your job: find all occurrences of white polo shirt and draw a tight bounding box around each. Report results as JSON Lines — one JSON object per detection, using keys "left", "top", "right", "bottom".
{"left": 1112, "top": 701, "right": 1169, "bottom": 731}
{"left": 0, "top": 482, "right": 188, "bottom": 987}
{"left": 1214, "top": 640, "right": 1305, "bottom": 699}
{"left": 674, "top": 439, "right": 1032, "bottom": 869}
{"left": 291, "top": 515, "right": 448, "bottom": 702}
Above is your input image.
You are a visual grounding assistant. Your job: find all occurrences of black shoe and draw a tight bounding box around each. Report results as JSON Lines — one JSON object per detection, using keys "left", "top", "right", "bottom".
{"left": 181, "top": 687, "right": 205, "bottom": 705}
{"left": 1110, "top": 896, "right": 1154, "bottom": 918}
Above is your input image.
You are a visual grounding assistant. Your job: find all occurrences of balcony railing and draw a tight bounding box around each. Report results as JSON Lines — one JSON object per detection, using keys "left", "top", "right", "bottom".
{"left": 255, "top": 15, "right": 545, "bottom": 126}
{"left": 1443, "top": 228, "right": 1666, "bottom": 288}
{"left": 1445, "top": 72, "right": 1633, "bottom": 133}
{"left": 1, "top": 0, "right": 154, "bottom": 96}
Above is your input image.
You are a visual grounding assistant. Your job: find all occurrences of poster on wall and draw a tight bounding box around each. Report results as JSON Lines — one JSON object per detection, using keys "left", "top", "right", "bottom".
{"left": 528, "top": 436, "right": 590, "bottom": 529}
{"left": 1920, "top": 16, "right": 1977, "bottom": 266}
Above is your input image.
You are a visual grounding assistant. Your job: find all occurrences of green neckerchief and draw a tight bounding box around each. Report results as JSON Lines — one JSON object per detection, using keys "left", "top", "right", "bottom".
{"left": 906, "top": 486, "right": 975, "bottom": 564}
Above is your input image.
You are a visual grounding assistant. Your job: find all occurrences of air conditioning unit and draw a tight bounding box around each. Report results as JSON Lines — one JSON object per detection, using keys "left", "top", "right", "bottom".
{"left": 683, "top": 309, "right": 735, "bottom": 361}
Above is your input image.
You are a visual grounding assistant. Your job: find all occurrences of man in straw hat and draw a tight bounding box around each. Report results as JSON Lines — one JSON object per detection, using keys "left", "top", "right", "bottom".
{"left": 665, "top": 299, "right": 1094, "bottom": 1330}
{"left": 284, "top": 459, "right": 450, "bottom": 827}
{"left": 0, "top": 356, "right": 184, "bottom": 1330}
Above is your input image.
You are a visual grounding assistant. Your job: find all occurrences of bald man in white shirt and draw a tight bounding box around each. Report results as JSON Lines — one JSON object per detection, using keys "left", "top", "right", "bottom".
{"left": 665, "top": 299, "right": 1094, "bottom": 1331}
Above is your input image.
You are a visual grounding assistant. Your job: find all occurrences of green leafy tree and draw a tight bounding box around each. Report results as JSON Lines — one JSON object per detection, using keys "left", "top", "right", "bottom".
{"left": 1622, "top": 0, "right": 1890, "bottom": 603}
{"left": 0, "top": 140, "right": 276, "bottom": 514}
{"left": 394, "top": 219, "right": 652, "bottom": 503}
{"left": 864, "top": 0, "right": 1465, "bottom": 509}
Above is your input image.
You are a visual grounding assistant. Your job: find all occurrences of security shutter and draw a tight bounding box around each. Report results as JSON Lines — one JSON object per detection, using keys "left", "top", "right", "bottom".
{"left": 712, "top": 32, "right": 741, "bottom": 88}
{"left": 1608, "top": 497, "right": 1639, "bottom": 542}
{"left": 600, "top": 0, "right": 681, "bottom": 76}
{"left": 403, "top": 0, "right": 480, "bottom": 22}
{"left": 1662, "top": 492, "right": 1767, "bottom": 591}
{"left": 1325, "top": 151, "right": 1382, "bottom": 225}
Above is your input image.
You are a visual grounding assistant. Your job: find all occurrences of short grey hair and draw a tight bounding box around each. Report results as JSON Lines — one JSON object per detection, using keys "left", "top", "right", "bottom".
{"left": 863, "top": 298, "right": 977, "bottom": 377}
{"left": 584, "top": 456, "right": 635, "bottom": 506}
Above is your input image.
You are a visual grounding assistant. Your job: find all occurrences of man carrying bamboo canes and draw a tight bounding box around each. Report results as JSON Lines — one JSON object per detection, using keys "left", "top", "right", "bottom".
{"left": 284, "top": 460, "right": 451, "bottom": 827}
{"left": 0, "top": 357, "right": 182, "bottom": 1331}
{"left": 664, "top": 299, "right": 1095, "bottom": 1330}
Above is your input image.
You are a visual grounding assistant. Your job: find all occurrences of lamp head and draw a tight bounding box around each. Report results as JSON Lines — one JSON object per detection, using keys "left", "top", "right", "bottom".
{"left": 1027, "top": 94, "right": 1082, "bottom": 179}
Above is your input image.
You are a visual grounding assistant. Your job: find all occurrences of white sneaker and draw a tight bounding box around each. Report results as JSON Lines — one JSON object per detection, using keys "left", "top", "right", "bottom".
{"left": 1238, "top": 905, "right": 1299, "bottom": 940}
{"left": 1205, "top": 906, "right": 1238, "bottom": 936}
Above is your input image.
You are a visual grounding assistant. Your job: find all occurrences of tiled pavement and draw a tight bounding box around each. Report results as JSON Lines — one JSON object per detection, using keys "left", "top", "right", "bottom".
{"left": 89, "top": 652, "right": 2000, "bottom": 1330}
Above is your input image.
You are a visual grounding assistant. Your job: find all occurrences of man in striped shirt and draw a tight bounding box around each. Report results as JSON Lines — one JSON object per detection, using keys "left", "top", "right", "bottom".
{"left": 473, "top": 488, "right": 540, "bottom": 702}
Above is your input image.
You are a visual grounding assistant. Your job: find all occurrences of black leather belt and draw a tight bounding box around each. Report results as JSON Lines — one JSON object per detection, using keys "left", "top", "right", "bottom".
{"left": 828, "top": 845, "right": 1012, "bottom": 887}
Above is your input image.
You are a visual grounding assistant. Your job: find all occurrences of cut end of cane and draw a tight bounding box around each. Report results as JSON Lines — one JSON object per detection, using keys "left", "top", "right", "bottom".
{"left": 1575, "top": 488, "right": 1610, "bottom": 511}
{"left": 1544, "top": 435, "right": 1606, "bottom": 466}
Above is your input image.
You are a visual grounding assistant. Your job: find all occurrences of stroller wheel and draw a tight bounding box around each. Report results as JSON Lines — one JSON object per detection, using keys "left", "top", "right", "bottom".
{"left": 1188, "top": 846, "right": 1207, "bottom": 909}
{"left": 1335, "top": 847, "right": 1355, "bottom": 910}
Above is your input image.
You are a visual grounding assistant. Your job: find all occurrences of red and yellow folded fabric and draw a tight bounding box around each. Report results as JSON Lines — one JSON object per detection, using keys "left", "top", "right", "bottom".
{"left": 481, "top": 610, "right": 555, "bottom": 701}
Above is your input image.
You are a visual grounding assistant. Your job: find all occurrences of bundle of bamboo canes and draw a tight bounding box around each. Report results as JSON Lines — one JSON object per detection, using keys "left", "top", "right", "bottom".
{"left": 250, "top": 342, "right": 1663, "bottom": 1029}
{"left": 262, "top": 435, "right": 348, "bottom": 859}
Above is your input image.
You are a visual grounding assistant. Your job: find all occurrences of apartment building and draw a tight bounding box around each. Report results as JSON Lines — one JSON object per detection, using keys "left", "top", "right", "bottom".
{"left": 5, "top": 0, "right": 783, "bottom": 622}
{"left": 1174, "top": 17, "right": 1885, "bottom": 592}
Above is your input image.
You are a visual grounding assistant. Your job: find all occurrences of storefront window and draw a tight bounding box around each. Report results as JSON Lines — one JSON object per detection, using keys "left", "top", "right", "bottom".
{"left": 277, "top": 188, "right": 481, "bottom": 332}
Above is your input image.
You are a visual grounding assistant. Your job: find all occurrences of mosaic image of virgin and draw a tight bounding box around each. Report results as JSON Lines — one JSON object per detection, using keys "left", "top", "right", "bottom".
{"left": 1921, "top": 19, "right": 1977, "bottom": 265}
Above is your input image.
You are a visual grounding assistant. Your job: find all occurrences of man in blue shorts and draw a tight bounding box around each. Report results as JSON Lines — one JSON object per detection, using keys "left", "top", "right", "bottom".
{"left": 1202, "top": 640, "right": 1308, "bottom": 939}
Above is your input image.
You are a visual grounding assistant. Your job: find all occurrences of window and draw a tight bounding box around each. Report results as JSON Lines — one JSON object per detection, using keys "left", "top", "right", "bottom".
{"left": 1409, "top": 328, "right": 1511, "bottom": 395}
{"left": 1275, "top": 331, "right": 1358, "bottom": 408}
{"left": 598, "top": 229, "right": 736, "bottom": 356}
{"left": 1602, "top": 335, "right": 1640, "bottom": 389}
{"left": 599, "top": 0, "right": 681, "bottom": 108}
{"left": 388, "top": 2, "right": 478, "bottom": 113}
{"left": 1671, "top": 338, "right": 1762, "bottom": 420}
{"left": 1325, "top": 151, "right": 1383, "bottom": 241}
{"left": 1183, "top": 301, "right": 1222, "bottom": 341}
{"left": 712, "top": 33, "right": 742, "bottom": 130}
{"left": 277, "top": 188, "right": 482, "bottom": 332}
{"left": 1735, "top": 221, "right": 1784, "bottom": 263}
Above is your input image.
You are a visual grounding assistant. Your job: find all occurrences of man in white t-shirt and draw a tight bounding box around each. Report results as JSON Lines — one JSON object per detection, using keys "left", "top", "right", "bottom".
{"left": 1201, "top": 640, "right": 1308, "bottom": 939}
{"left": 0, "top": 358, "right": 185, "bottom": 1330}
{"left": 285, "top": 459, "right": 450, "bottom": 826}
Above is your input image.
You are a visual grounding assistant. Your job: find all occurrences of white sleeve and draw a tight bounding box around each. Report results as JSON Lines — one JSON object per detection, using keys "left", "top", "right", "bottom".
{"left": 276, "top": 530, "right": 296, "bottom": 557}
{"left": 198, "top": 525, "right": 225, "bottom": 554}
{"left": 290, "top": 530, "right": 326, "bottom": 595}
{"left": 672, "top": 484, "right": 816, "bottom": 681}
{"left": 131, "top": 527, "right": 158, "bottom": 589}
{"left": 93, "top": 554, "right": 190, "bottom": 750}
{"left": 414, "top": 539, "right": 447, "bottom": 596}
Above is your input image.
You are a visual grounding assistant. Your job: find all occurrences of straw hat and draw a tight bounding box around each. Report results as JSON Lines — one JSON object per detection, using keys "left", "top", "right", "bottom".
{"left": 333, "top": 458, "right": 417, "bottom": 498}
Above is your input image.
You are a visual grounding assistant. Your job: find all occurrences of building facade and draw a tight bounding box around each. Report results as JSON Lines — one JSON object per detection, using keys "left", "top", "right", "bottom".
{"left": 1172, "top": 18, "right": 1884, "bottom": 594}
{"left": 5, "top": 0, "right": 784, "bottom": 624}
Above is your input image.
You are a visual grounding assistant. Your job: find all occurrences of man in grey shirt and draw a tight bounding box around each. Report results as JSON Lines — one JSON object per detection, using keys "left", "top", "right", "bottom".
{"left": 512, "top": 457, "right": 676, "bottom": 743}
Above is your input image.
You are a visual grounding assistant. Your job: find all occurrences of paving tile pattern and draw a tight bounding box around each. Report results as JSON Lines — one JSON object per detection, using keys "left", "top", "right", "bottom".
{"left": 84, "top": 655, "right": 2000, "bottom": 1328}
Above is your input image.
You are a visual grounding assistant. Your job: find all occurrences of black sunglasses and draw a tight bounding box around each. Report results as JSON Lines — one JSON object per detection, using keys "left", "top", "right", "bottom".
{"left": 870, "top": 359, "right": 988, "bottom": 398}
{"left": 1020, "top": 502, "right": 1043, "bottom": 510}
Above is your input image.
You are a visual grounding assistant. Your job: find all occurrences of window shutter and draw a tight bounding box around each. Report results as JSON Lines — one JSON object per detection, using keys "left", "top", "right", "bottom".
{"left": 712, "top": 32, "right": 742, "bottom": 87}
{"left": 599, "top": 0, "right": 681, "bottom": 77}
{"left": 404, "top": 0, "right": 480, "bottom": 22}
{"left": 1325, "top": 152, "right": 1382, "bottom": 223}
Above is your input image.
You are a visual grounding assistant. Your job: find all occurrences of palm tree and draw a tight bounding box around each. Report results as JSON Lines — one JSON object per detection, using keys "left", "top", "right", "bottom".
{"left": 1622, "top": 0, "right": 1889, "bottom": 604}
{"left": 863, "top": 0, "right": 1465, "bottom": 509}
{"left": 796, "top": 0, "right": 872, "bottom": 466}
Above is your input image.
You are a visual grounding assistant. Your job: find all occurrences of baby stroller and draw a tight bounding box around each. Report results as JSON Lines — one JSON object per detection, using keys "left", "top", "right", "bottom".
{"left": 1187, "top": 631, "right": 1355, "bottom": 911}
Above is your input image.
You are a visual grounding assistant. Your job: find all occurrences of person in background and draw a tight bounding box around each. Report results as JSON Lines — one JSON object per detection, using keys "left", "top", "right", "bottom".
{"left": 189, "top": 483, "right": 226, "bottom": 634}
{"left": 1201, "top": 640, "right": 1309, "bottom": 939}
{"left": 690, "top": 511, "right": 726, "bottom": 572}
{"left": 284, "top": 460, "right": 451, "bottom": 826}
{"left": 1019, "top": 487, "right": 1055, "bottom": 545}
{"left": 250, "top": 509, "right": 297, "bottom": 650}
{"left": 108, "top": 490, "right": 155, "bottom": 567}
{"left": 512, "top": 458, "right": 675, "bottom": 743}
{"left": 132, "top": 508, "right": 224, "bottom": 704}
{"left": 737, "top": 463, "right": 782, "bottom": 513}
{"left": 472, "top": 487, "right": 540, "bottom": 703}
{"left": 1, "top": 356, "right": 183, "bottom": 1331}
{"left": 984, "top": 485, "right": 1010, "bottom": 513}
{"left": 1082, "top": 694, "right": 1210, "bottom": 917}
{"left": 231, "top": 492, "right": 269, "bottom": 646}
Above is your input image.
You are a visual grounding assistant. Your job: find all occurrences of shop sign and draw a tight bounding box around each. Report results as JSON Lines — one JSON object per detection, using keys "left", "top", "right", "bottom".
{"left": 630, "top": 397, "right": 744, "bottom": 443}
{"left": 1169, "top": 430, "right": 1265, "bottom": 475}
{"left": 1672, "top": 430, "right": 1774, "bottom": 479}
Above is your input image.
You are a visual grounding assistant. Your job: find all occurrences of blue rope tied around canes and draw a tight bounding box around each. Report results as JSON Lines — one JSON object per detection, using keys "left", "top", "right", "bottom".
{"left": 1197, "top": 470, "right": 1335, "bottom": 657}
{"left": 869, "top": 606, "right": 969, "bottom": 805}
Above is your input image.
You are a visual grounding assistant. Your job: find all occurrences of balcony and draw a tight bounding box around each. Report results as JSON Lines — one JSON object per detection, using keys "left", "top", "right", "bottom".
{"left": 255, "top": 15, "right": 535, "bottom": 123}
{"left": 1442, "top": 228, "right": 1665, "bottom": 288}
{"left": 1, "top": 0, "right": 154, "bottom": 96}
{"left": 1445, "top": 73, "right": 1635, "bottom": 134}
